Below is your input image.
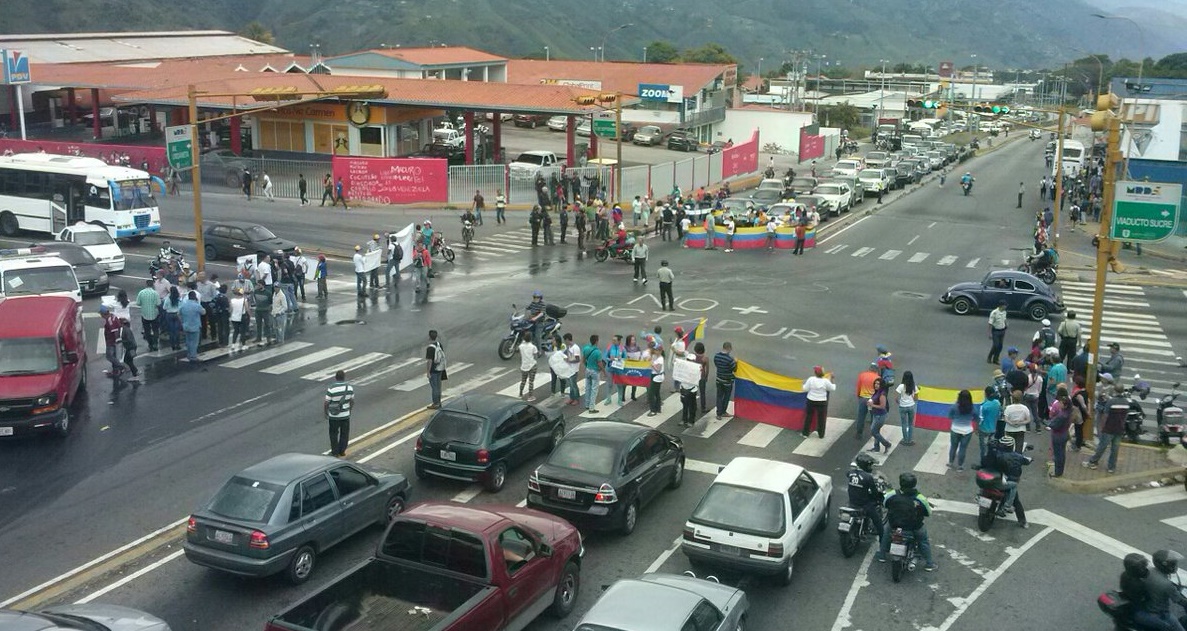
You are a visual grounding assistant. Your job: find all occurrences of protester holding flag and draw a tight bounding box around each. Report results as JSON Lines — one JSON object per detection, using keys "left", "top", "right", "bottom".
{"left": 603, "top": 335, "right": 626, "bottom": 407}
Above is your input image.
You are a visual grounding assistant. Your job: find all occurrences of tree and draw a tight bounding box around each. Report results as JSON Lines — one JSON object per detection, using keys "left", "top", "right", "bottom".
{"left": 681, "top": 43, "right": 737, "bottom": 65}
{"left": 645, "top": 40, "right": 680, "bottom": 64}
{"left": 817, "top": 104, "right": 861, "bottom": 131}
{"left": 239, "top": 22, "right": 275, "bottom": 45}
{"left": 823, "top": 66, "right": 853, "bottom": 79}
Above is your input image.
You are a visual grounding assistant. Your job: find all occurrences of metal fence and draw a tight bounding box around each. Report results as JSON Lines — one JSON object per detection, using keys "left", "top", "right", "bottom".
{"left": 674, "top": 158, "right": 695, "bottom": 193}
{"left": 650, "top": 162, "right": 674, "bottom": 202}
{"left": 708, "top": 151, "right": 723, "bottom": 185}
{"left": 448, "top": 165, "right": 505, "bottom": 206}
{"left": 248, "top": 158, "right": 331, "bottom": 200}
{"left": 620, "top": 165, "right": 650, "bottom": 200}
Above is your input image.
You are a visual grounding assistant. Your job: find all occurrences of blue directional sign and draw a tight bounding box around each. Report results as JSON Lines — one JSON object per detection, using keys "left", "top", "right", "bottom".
{"left": 1, "top": 49, "right": 31, "bottom": 85}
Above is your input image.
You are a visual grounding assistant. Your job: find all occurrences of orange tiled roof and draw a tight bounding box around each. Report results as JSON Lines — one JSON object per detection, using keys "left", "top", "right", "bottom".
{"left": 29, "top": 54, "right": 309, "bottom": 90}
{"left": 112, "top": 72, "right": 636, "bottom": 115}
{"left": 507, "top": 60, "right": 734, "bottom": 96}
{"left": 365, "top": 46, "right": 507, "bottom": 65}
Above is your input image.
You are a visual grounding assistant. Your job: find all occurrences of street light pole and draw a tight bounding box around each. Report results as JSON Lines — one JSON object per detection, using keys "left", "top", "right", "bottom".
{"left": 1093, "top": 13, "right": 1147, "bottom": 177}
{"left": 599, "top": 23, "right": 633, "bottom": 63}
{"left": 643, "top": 47, "right": 648, "bottom": 63}
{"left": 544, "top": 46, "right": 549, "bottom": 62}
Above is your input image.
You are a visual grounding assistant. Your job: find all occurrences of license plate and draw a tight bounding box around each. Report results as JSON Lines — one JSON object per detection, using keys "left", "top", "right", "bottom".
{"left": 717, "top": 544, "right": 740, "bottom": 556}
{"left": 557, "top": 488, "right": 576, "bottom": 500}
{"left": 977, "top": 496, "right": 994, "bottom": 508}
{"left": 889, "top": 543, "right": 907, "bottom": 556}
{"left": 837, "top": 521, "right": 852, "bottom": 532}
{"left": 0, "top": 427, "right": 12, "bottom": 436}
{"left": 213, "top": 530, "right": 234, "bottom": 544}
{"left": 439, "top": 450, "right": 456, "bottom": 461}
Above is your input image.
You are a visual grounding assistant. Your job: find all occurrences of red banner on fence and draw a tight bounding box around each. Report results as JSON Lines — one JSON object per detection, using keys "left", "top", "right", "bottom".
{"left": 0, "top": 139, "right": 167, "bottom": 174}
{"left": 721, "top": 130, "right": 759, "bottom": 179}
{"left": 331, "top": 156, "right": 449, "bottom": 205}
{"left": 799, "top": 128, "right": 824, "bottom": 161}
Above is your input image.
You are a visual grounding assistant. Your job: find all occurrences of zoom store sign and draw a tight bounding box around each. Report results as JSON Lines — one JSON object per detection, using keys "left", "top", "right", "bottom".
{"left": 638, "top": 83, "right": 684, "bottom": 103}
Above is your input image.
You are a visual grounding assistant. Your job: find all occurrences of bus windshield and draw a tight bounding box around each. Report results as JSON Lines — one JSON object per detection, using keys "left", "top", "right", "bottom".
{"left": 1062, "top": 148, "right": 1083, "bottom": 160}
{"left": 112, "top": 179, "right": 157, "bottom": 210}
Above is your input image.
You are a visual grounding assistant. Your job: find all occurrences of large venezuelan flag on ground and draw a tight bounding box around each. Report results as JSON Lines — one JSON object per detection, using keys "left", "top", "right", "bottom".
{"left": 612, "top": 358, "right": 653, "bottom": 387}
{"left": 684, "top": 225, "right": 817, "bottom": 250}
{"left": 914, "top": 386, "right": 985, "bottom": 432}
{"left": 733, "top": 360, "right": 807, "bottom": 430}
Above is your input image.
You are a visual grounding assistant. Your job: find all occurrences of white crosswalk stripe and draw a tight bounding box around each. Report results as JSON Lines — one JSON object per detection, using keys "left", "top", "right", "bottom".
{"left": 966, "top": 258, "right": 981, "bottom": 268}
{"left": 301, "top": 352, "right": 396, "bottom": 381}
{"left": 851, "top": 247, "right": 875, "bottom": 257}
{"left": 222, "top": 342, "right": 313, "bottom": 368}
{"left": 261, "top": 347, "right": 351, "bottom": 375}
{"left": 880, "top": 250, "right": 902, "bottom": 260}
{"left": 936, "top": 255, "right": 958, "bottom": 266}
{"left": 907, "top": 252, "right": 930, "bottom": 263}
{"left": 390, "top": 363, "right": 474, "bottom": 391}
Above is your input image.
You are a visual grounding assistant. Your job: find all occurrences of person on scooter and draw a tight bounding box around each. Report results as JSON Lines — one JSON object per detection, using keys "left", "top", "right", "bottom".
{"left": 847, "top": 453, "right": 885, "bottom": 543}
{"left": 1137, "top": 550, "right": 1187, "bottom": 631}
{"left": 960, "top": 172, "right": 974, "bottom": 192}
{"left": 876, "top": 472, "right": 937, "bottom": 571}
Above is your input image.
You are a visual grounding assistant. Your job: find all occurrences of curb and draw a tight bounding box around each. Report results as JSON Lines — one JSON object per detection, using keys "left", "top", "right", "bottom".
{"left": 1049, "top": 465, "right": 1183, "bottom": 494}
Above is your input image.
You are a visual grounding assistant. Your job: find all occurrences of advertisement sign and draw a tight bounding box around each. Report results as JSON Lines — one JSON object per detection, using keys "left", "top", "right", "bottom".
{"left": 1, "top": 49, "right": 31, "bottom": 84}
{"left": 331, "top": 156, "right": 449, "bottom": 205}
{"left": 540, "top": 78, "right": 602, "bottom": 90}
{"left": 1110, "top": 180, "right": 1182, "bottom": 242}
{"left": 722, "top": 131, "right": 759, "bottom": 179}
{"left": 637, "top": 83, "right": 684, "bottom": 104}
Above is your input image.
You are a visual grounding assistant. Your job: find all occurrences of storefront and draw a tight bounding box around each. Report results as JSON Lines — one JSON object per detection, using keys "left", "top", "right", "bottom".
{"left": 252, "top": 103, "right": 443, "bottom": 157}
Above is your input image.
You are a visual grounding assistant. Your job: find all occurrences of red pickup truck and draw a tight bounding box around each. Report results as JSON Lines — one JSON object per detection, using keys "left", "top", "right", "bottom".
{"left": 265, "top": 502, "right": 583, "bottom": 631}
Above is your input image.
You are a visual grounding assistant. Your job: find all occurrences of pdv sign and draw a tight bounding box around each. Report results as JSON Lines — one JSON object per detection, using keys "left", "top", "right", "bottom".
{"left": 1110, "top": 180, "right": 1182, "bottom": 242}
{"left": 1, "top": 49, "right": 31, "bottom": 84}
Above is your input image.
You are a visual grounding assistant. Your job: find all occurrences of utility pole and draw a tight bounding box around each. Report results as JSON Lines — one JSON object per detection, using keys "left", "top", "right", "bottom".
{"left": 1083, "top": 112, "right": 1122, "bottom": 434}
{"left": 1053, "top": 106, "right": 1065, "bottom": 245}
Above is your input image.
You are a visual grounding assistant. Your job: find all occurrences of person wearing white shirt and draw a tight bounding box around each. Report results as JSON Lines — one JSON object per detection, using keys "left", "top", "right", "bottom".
{"left": 262, "top": 171, "right": 274, "bottom": 201}
{"left": 802, "top": 365, "right": 836, "bottom": 438}
{"left": 765, "top": 217, "right": 778, "bottom": 251}
{"left": 255, "top": 257, "right": 273, "bottom": 288}
{"left": 1002, "top": 390, "right": 1031, "bottom": 452}
{"left": 517, "top": 333, "right": 539, "bottom": 401}
{"left": 724, "top": 218, "right": 736, "bottom": 252}
{"left": 229, "top": 288, "right": 249, "bottom": 351}
{"left": 679, "top": 215, "right": 692, "bottom": 247}
{"left": 669, "top": 328, "right": 687, "bottom": 392}
{"left": 352, "top": 246, "right": 366, "bottom": 297}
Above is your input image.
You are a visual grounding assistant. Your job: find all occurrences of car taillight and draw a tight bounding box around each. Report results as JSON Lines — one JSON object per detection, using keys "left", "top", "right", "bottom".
{"left": 249, "top": 530, "right": 270, "bottom": 549}
{"left": 528, "top": 469, "right": 540, "bottom": 492}
{"left": 414, "top": 437, "right": 422, "bottom": 452}
{"left": 593, "top": 484, "right": 617, "bottom": 504}
{"left": 477, "top": 449, "right": 490, "bottom": 464}
{"left": 767, "top": 542, "right": 785, "bottom": 558}
{"left": 187, "top": 516, "right": 196, "bottom": 534}
{"left": 682, "top": 525, "right": 696, "bottom": 541}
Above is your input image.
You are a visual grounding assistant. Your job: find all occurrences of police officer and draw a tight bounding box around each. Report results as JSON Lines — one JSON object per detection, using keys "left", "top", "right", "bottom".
{"left": 877, "top": 472, "right": 937, "bottom": 571}
{"left": 847, "top": 453, "right": 885, "bottom": 540}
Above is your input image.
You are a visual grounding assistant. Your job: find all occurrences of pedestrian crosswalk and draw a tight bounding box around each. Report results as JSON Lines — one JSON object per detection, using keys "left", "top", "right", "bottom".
{"left": 459, "top": 225, "right": 653, "bottom": 260}
{"left": 821, "top": 244, "right": 1014, "bottom": 268}
{"left": 1105, "top": 486, "right": 1187, "bottom": 535}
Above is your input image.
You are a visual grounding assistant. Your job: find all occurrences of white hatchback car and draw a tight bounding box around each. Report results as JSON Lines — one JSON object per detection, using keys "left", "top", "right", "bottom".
{"left": 682, "top": 457, "right": 832, "bottom": 586}
{"left": 831, "top": 159, "right": 863, "bottom": 178}
{"left": 57, "top": 222, "right": 125, "bottom": 272}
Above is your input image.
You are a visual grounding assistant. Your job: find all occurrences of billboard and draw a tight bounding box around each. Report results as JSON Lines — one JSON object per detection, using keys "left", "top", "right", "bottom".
{"left": 331, "top": 156, "right": 449, "bottom": 205}
{"left": 1, "top": 49, "right": 31, "bottom": 84}
{"left": 637, "top": 83, "right": 684, "bottom": 103}
{"left": 938, "top": 61, "right": 954, "bottom": 79}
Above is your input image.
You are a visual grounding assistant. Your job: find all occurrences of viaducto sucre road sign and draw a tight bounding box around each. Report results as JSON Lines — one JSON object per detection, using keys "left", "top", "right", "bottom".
{"left": 1110, "top": 180, "right": 1182, "bottom": 242}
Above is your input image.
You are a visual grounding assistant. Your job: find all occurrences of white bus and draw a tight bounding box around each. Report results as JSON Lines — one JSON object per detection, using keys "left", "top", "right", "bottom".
{"left": 1053, "top": 140, "right": 1086, "bottom": 178}
{"left": 0, "top": 153, "right": 163, "bottom": 241}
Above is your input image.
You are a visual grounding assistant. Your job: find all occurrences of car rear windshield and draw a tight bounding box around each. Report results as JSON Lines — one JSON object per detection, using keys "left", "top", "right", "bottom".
{"left": 2, "top": 267, "right": 77, "bottom": 297}
{"left": 381, "top": 520, "right": 488, "bottom": 578}
{"left": 42, "top": 247, "right": 96, "bottom": 266}
{"left": 73, "top": 230, "right": 115, "bottom": 246}
{"left": 208, "top": 476, "right": 285, "bottom": 523}
{"left": 859, "top": 170, "right": 883, "bottom": 179}
{"left": 816, "top": 185, "right": 841, "bottom": 195}
{"left": 547, "top": 438, "right": 618, "bottom": 476}
{"left": 424, "top": 413, "right": 485, "bottom": 445}
{"left": 0, "top": 337, "right": 58, "bottom": 375}
{"left": 691, "top": 483, "right": 786, "bottom": 537}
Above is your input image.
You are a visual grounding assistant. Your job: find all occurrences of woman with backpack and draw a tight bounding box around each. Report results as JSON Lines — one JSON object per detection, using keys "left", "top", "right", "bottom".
{"left": 866, "top": 378, "right": 892, "bottom": 453}
{"left": 895, "top": 371, "right": 918, "bottom": 446}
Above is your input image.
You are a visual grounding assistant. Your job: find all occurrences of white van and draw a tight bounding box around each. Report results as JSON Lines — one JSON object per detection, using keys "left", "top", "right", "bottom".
{"left": 0, "top": 247, "right": 82, "bottom": 302}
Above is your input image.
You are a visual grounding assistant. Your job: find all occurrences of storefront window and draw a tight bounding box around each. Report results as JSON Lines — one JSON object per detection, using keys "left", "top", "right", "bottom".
{"left": 359, "top": 127, "right": 384, "bottom": 157}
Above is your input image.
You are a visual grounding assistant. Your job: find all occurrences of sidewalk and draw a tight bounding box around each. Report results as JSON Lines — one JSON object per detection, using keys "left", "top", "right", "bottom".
{"left": 1049, "top": 439, "right": 1185, "bottom": 493}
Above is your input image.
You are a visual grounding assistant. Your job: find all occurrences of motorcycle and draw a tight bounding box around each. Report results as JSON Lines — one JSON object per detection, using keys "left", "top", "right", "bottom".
{"left": 149, "top": 253, "right": 193, "bottom": 283}
{"left": 1124, "top": 378, "right": 1150, "bottom": 442}
{"left": 460, "top": 217, "right": 475, "bottom": 249}
{"left": 1157, "top": 382, "right": 1184, "bottom": 446}
{"left": 1018, "top": 255, "right": 1057, "bottom": 284}
{"left": 975, "top": 444, "right": 1034, "bottom": 532}
{"left": 497, "top": 303, "right": 566, "bottom": 360}
{"left": 838, "top": 477, "right": 889, "bottom": 558}
{"left": 961, "top": 180, "right": 974, "bottom": 196}
{"left": 430, "top": 233, "right": 455, "bottom": 263}
{"left": 887, "top": 527, "right": 925, "bottom": 582}
{"left": 594, "top": 238, "right": 634, "bottom": 263}
{"left": 1098, "top": 568, "right": 1187, "bottom": 630}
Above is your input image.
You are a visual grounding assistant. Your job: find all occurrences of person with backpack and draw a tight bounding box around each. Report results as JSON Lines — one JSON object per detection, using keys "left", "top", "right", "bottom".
{"left": 875, "top": 344, "right": 895, "bottom": 387}
{"left": 385, "top": 234, "right": 403, "bottom": 288}
{"left": 426, "top": 330, "right": 447, "bottom": 409}
{"left": 119, "top": 317, "right": 140, "bottom": 381}
{"left": 324, "top": 370, "right": 355, "bottom": 457}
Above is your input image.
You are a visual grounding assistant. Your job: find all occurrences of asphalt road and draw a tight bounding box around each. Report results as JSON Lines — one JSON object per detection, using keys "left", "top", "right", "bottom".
{"left": 3, "top": 135, "right": 1187, "bottom": 631}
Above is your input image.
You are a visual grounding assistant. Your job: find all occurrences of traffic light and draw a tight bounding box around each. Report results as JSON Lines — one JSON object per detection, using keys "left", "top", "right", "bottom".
{"left": 907, "top": 99, "right": 941, "bottom": 109}
{"left": 574, "top": 96, "right": 597, "bottom": 106}
{"left": 1091, "top": 92, "right": 1118, "bottom": 131}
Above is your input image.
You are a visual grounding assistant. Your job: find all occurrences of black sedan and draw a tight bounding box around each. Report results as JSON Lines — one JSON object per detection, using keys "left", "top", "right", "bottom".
{"left": 667, "top": 130, "right": 699, "bottom": 152}
{"left": 183, "top": 453, "right": 410, "bottom": 584}
{"left": 31, "top": 242, "right": 108, "bottom": 296}
{"left": 940, "top": 269, "right": 1064, "bottom": 321}
{"left": 414, "top": 393, "right": 565, "bottom": 492}
{"left": 202, "top": 222, "right": 298, "bottom": 261}
{"left": 747, "top": 188, "right": 785, "bottom": 208}
{"left": 528, "top": 420, "right": 685, "bottom": 535}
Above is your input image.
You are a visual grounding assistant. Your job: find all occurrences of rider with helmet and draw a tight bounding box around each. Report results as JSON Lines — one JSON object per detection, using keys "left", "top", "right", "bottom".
{"left": 960, "top": 172, "right": 974, "bottom": 189}
{"left": 847, "top": 453, "right": 885, "bottom": 541}
{"left": 877, "top": 472, "right": 937, "bottom": 571}
{"left": 526, "top": 291, "right": 548, "bottom": 347}
{"left": 1136, "top": 550, "right": 1187, "bottom": 631}
{"left": 985, "top": 435, "right": 1032, "bottom": 523}
{"left": 1121, "top": 553, "right": 1152, "bottom": 608}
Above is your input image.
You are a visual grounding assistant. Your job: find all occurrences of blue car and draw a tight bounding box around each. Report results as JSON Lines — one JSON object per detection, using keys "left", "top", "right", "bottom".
{"left": 940, "top": 269, "right": 1064, "bottom": 321}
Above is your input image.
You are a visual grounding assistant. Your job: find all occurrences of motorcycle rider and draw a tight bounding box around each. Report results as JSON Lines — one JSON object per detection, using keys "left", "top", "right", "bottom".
{"left": 984, "top": 435, "right": 1032, "bottom": 525}
{"left": 1026, "top": 246, "right": 1058, "bottom": 276}
{"left": 1120, "top": 553, "right": 1152, "bottom": 610}
{"left": 460, "top": 208, "right": 477, "bottom": 244}
{"left": 876, "top": 472, "right": 937, "bottom": 571}
{"left": 1136, "top": 550, "right": 1187, "bottom": 631}
{"left": 526, "top": 291, "right": 548, "bottom": 348}
{"left": 960, "top": 172, "right": 974, "bottom": 193}
{"left": 159, "top": 240, "right": 183, "bottom": 262}
{"left": 421, "top": 220, "right": 435, "bottom": 249}
{"left": 847, "top": 453, "right": 885, "bottom": 543}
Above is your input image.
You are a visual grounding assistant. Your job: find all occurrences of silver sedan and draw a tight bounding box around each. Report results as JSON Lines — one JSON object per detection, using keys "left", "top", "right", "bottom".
{"left": 573, "top": 572, "right": 748, "bottom": 631}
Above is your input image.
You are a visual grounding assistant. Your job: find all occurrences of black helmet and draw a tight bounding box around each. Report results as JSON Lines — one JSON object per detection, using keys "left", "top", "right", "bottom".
{"left": 855, "top": 453, "right": 876, "bottom": 473}
{"left": 898, "top": 472, "right": 918, "bottom": 492}
{"left": 1153, "top": 549, "right": 1183, "bottom": 575}
{"left": 1124, "top": 553, "right": 1150, "bottom": 578}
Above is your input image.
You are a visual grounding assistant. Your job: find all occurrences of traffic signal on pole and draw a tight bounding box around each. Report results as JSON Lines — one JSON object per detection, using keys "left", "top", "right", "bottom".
{"left": 575, "top": 96, "right": 597, "bottom": 106}
{"left": 908, "top": 99, "right": 941, "bottom": 109}
{"left": 1091, "top": 92, "right": 1118, "bottom": 131}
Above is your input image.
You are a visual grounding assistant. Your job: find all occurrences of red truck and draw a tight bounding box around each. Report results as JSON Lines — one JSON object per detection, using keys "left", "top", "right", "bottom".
{"left": 265, "top": 502, "right": 583, "bottom": 631}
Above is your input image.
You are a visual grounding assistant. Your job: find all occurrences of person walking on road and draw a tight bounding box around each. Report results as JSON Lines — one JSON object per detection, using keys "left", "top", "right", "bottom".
{"left": 314, "top": 254, "right": 328, "bottom": 300}
{"left": 724, "top": 216, "right": 736, "bottom": 252}
{"left": 1017, "top": 182, "right": 1025, "bottom": 208}
{"left": 426, "top": 330, "right": 447, "bottom": 409}
{"left": 1002, "top": 390, "right": 1031, "bottom": 453}
{"left": 385, "top": 234, "right": 402, "bottom": 288}
{"left": 1084, "top": 383, "right": 1129, "bottom": 473}
{"left": 135, "top": 278, "right": 161, "bottom": 351}
{"left": 413, "top": 242, "right": 431, "bottom": 294}
{"left": 542, "top": 208, "right": 555, "bottom": 245}
{"left": 262, "top": 171, "right": 275, "bottom": 201}
{"left": 366, "top": 234, "right": 382, "bottom": 289}
{"left": 582, "top": 335, "right": 604, "bottom": 414}
{"left": 298, "top": 174, "right": 308, "bottom": 206}
{"left": 495, "top": 189, "right": 506, "bottom": 225}
{"left": 293, "top": 248, "right": 309, "bottom": 301}
{"left": 646, "top": 345, "right": 665, "bottom": 416}
{"left": 241, "top": 168, "right": 253, "bottom": 201}
{"left": 179, "top": 290, "right": 206, "bottom": 362}
{"left": 867, "top": 377, "right": 891, "bottom": 452}
{"left": 987, "top": 302, "right": 1008, "bottom": 365}
{"left": 100, "top": 306, "right": 123, "bottom": 378}
{"left": 518, "top": 332, "right": 539, "bottom": 401}
{"left": 529, "top": 205, "right": 542, "bottom": 246}
{"left": 704, "top": 214, "right": 717, "bottom": 250}
{"left": 574, "top": 205, "right": 586, "bottom": 250}
{"left": 333, "top": 177, "right": 349, "bottom": 210}
{"left": 713, "top": 342, "right": 737, "bottom": 419}
{"left": 324, "top": 370, "right": 355, "bottom": 457}
{"left": 320, "top": 173, "right": 333, "bottom": 206}
{"left": 656, "top": 260, "right": 675, "bottom": 311}
{"left": 558, "top": 205, "right": 569, "bottom": 244}
{"left": 472, "top": 190, "right": 485, "bottom": 226}
{"left": 802, "top": 365, "right": 836, "bottom": 438}
{"left": 632, "top": 239, "right": 649, "bottom": 283}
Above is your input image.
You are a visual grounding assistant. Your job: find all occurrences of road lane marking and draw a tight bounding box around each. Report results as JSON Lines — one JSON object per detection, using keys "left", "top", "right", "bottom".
{"left": 879, "top": 250, "right": 902, "bottom": 260}
{"left": 965, "top": 258, "right": 980, "bottom": 268}
{"left": 683, "top": 403, "right": 734, "bottom": 438}
{"left": 928, "top": 222, "right": 937, "bottom": 228}
{"left": 936, "top": 255, "right": 958, "bottom": 266}
{"left": 445, "top": 368, "right": 514, "bottom": 397}
{"left": 626, "top": 394, "right": 682, "bottom": 428}
{"left": 738, "top": 423, "right": 782, "bottom": 448}
{"left": 390, "top": 362, "right": 473, "bottom": 391}
{"left": 1105, "top": 486, "right": 1186, "bottom": 508}
{"left": 907, "top": 252, "right": 930, "bottom": 263}
{"left": 914, "top": 431, "right": 952, "bottom": 474}
{"left": 829, "top": 546, "right": 878, "bottom": 631}
{"left": 645, "top": 537, "right": 685, "bottom": 574}
{"left": 866, "top": 425, "right": 903, "bottom": 465}
{"left": 1161, "top": 516, "right": 1187, "bottom": 533}
{"left": 851, "top": 247, "right": 875, "bottom": 257}
{"left": 221, "top": 341, "right": 313, "bottom": 368}
{"left": 908, "top": 235, "right": 921, "bottom": 245}
{"left": 358, "top": 429, "right": 421, "bottom": 463}
{"left": 451, "top": 486, "right": 484, "bottom": 503}
{"left": 815, "top": 215, "right": 871, "bottom": 244}
{"left": 301, "top": 352, "right": 395, "bottom": 381}
{"left": 1062, "top": 280, "right": 1144, "bottom": 291}
{"left": 261, "top": 346, "right": 351, "bottom": 374}
{"left": 75, "top": 549, "right": 185, "bottom": 605}
{"left": 825, "top": 244, "right": 849, "bottom": 254}
{"left": 793, "top": 418, "right": 853, "bottom": 457}
{"left": 685, "top": 458, "right": 724, "bottom": 475}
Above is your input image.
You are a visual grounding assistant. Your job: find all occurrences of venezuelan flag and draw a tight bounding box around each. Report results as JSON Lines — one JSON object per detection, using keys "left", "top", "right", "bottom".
{"left": 612, "top": 358, "right": 653, "bottom": 387}
{"left": 914, "top": 386, "right": 985, "bottom": 432}
{"left": 733, "top": 360, "right": 808, "bottom": 430}
{"left": 681, "top": 318, "right": 706, "bottom": 346}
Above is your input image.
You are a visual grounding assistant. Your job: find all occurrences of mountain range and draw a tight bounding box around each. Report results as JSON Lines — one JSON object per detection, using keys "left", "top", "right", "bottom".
{"left": 3, "top": 0, "right": 1184, "bottom": 70}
